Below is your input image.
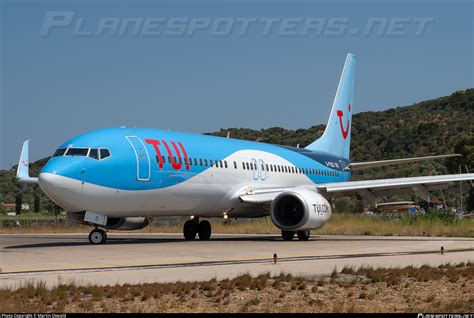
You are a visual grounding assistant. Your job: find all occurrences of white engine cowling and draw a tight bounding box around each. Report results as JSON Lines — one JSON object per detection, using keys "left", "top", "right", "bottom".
{"left": 270, "top": 188, "right": 332, "bottom": 231}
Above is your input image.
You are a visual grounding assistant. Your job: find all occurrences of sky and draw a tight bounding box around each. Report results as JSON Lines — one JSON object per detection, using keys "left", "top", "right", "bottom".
{"left": 0, "top": 0, "right": 472, "bottom": 169}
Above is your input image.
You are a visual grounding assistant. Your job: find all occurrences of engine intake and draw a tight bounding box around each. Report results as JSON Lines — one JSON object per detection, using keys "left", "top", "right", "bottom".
{"left": 271, "top": 188, "right": 331, "bottom": 231}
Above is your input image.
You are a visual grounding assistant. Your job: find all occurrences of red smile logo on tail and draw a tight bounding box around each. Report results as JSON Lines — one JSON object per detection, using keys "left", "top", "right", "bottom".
{"left": 336, "top": 104, "right": 350, "bottom": 140}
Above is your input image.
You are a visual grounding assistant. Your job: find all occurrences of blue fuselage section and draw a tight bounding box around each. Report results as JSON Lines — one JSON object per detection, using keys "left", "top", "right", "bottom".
{"left": 41, "top": 128, "right": 352, "bottom": 191}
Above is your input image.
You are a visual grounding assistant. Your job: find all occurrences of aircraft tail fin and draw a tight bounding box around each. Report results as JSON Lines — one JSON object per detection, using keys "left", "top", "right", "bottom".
{"left": 305, "top": 53, "right": 355, "bottom": 159}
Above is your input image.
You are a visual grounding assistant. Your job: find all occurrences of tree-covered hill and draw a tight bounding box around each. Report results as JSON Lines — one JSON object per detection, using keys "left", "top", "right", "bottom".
{"left": 208, "top": 89, "right": 473, "bottom": 180}
{"left": 210, "top": 89, "right": 473, "bottom": 162}
{"left": 1, "top": 89, "right": 472, "bottom": 212}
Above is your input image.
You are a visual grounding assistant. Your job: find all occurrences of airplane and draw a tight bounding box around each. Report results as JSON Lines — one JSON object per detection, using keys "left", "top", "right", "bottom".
{"left": 16, "top": 53, "right": 474, "bottom": 244}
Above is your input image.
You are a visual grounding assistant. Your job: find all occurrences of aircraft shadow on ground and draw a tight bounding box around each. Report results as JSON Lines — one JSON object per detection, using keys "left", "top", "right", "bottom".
{"left": 4, "top": 235, "right": 281, "bottom": 249}
{"left": 4, "top": 234, "right": 469, "bottom": 249}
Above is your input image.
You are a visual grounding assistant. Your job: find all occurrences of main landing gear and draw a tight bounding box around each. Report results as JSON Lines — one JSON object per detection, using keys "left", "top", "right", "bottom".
{"left": 89, "top": 228, "right": 107, "bottom": 245}
{"left": 183, "top": 218, "right": 212, "bottom": 240}
{"left": 281, "top": 230, "right": 311, "bottom": 241}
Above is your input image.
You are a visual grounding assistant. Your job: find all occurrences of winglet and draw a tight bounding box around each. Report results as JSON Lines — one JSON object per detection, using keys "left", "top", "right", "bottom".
{"left": 16, "top": 140, "right": 38, "bottom": 184}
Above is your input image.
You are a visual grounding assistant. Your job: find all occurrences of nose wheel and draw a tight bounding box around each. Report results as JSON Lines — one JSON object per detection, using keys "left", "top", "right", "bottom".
{"left": 183, "top": 219, "right": 212, "bottom": 240}
{"left": 89, "top": 228, "right": 107, "bottom": 244}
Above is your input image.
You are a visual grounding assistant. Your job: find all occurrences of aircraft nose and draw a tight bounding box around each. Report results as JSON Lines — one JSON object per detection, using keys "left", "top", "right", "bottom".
{"left": 38, "top": 171, "right": 84, "bottom": 212}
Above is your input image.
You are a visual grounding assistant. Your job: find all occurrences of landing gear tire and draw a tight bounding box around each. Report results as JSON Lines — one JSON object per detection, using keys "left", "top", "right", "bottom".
{"left": 183, "top": 220, "right": 198, "bottom": 240}
{"left": 297, "top": 230, "right": 310, "bottom": 241}
{"left": 281, "top": 230, "right": 295, "bottom": 241}
{"left": 198, "top": 220, "right": 212, "bottom": 240}
{"left": 89, "top": 229, "right": 107, "bottom": 245}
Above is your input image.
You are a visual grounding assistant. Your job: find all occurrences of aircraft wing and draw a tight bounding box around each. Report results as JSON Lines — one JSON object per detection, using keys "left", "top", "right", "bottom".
{"left": 347, "top": 154, "right": 461, "bottom": 171}
{"left": 316, "top": 173, "right": 474, "bottom": 203}
{"left": 240, "top": 173, "right": 474, "bottom": 205}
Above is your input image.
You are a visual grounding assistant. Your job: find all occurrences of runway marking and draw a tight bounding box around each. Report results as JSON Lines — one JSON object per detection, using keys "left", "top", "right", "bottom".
{"left": 1, "top": 247, "right": 472, "bottom": 277}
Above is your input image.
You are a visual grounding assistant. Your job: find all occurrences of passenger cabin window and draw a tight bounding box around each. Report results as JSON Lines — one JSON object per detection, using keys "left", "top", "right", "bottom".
{"left": 53, "top": 148, "right": 66, "bottom": 157}
{"left": 66, "top": 148, "right": 89, "bottom": 156}
{"left": 89, "top": 149, "right": 99, "bottom": 160}
{"left": 99, "top": 149, "right": 111, "bottom": 160}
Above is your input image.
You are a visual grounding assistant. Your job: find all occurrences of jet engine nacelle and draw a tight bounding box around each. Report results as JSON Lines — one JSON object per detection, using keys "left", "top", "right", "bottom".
{"left": 270, "top": 188, "right": 332, "bottom": 231}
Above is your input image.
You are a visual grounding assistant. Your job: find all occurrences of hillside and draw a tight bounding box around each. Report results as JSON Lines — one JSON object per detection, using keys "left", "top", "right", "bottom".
{"left": 1, "top": 89, "right": 473, "bottom": 212}
{"left": 208, "top": 89, "right": 473, "bottom": 180}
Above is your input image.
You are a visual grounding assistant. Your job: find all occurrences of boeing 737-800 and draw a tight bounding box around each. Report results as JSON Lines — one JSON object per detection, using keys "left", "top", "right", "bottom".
{"left": 16, "top": 53, "right": 474, "bottom": 244}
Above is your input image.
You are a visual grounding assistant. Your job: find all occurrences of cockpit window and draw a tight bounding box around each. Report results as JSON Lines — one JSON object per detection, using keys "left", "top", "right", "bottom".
{"left": 65, "top": 148, "right": 89, "bottom": 156}
{"left": 89, "top": 148, "right": 99, "bottom": 160}
{"left": 100, "top": 149, "right": 111, "bottom": 160}
{"left": 53, "top": 148, "right": 66, "bottom": 157}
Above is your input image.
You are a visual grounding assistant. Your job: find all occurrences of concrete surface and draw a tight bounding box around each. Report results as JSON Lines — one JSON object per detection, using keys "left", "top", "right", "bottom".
{"left": 0, "top": 233, "right": 472, "bottom": 289}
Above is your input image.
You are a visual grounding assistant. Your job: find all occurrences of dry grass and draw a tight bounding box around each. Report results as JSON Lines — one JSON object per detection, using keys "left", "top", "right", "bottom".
{"left": 317, "top": 214, "right": 474, "bottom": 237}
{"left": 1, "top": 214, "right": 473, "bottom": 237}
{"left": 0, "top": 263, "right": 472, "bottom": 313}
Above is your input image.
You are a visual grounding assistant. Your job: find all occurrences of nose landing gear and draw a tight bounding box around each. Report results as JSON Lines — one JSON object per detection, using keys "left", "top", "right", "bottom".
{"left": 183, "top": 218, "right": 212, "bottom": 240}
{"left": 89, "top": 228, "right": 107, "bottom": 245}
